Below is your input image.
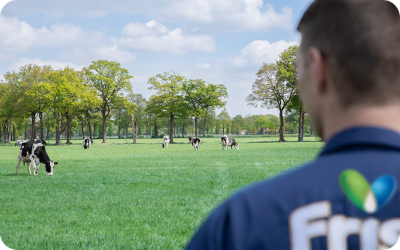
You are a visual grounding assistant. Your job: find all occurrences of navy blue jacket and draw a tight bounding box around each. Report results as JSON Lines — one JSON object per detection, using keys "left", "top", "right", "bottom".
{"left": 186, "top": 127, "right": 400, "bottom": 250}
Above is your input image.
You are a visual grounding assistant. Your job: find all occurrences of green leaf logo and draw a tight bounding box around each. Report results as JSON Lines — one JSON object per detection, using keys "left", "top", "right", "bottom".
{"left": 339, "top": 170, "right": 397, "bottom": 213}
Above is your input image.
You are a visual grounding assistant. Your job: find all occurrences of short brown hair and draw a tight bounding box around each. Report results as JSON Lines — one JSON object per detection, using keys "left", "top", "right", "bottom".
{"left": 298, "top": 0, "right": 400, "bottom": 106}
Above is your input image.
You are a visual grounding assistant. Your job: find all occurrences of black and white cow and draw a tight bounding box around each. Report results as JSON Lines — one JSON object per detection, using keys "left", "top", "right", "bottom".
{"left": 83, "top": 138, "right": 91, "bottom": 149}
{"left": 15, "top": 139, "right": 46, "bottom": 147}
{"left": 221, "top": 135, "right": 239, "bottom": 150}
{"left": 15, "top": 141, "right": 58, "bottom": 175}
{"left": 15, "top": 140, "right": 28, "bottom": 146}
{"left": 189, "top": 137, "right": 201, "bottom": 150}
{"left": 162, "top": 136, "right": 170, "bottom": 148}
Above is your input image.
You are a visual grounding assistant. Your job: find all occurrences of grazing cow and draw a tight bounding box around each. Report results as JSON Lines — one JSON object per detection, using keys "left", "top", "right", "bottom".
{"left": 221, "top": 135, "right": 239, "bottom": 150}
{"left": 83, "top": 138, "right": 91, "bottom": 149}
{"left": 15, "top": 141, "right": 58, "bottom": 175}
{"left": 189, "top": 137, "right": 201, "bottom": 150}
{"left": 15, "top": 140, "right": 28, "bottom": 146}
{"left": 15, "top": 139, "right": 46, "bottom": 147}
{"left": 162, "top": 136, "right": 170, "bottom": 148}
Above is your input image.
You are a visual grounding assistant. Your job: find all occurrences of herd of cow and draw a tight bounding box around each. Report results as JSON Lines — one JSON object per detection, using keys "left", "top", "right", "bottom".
{"left": 13, "top": 135, "right": 239, "bottom": 176}
{"left": 162, "top": 134, "right": 239, "bottom": 151}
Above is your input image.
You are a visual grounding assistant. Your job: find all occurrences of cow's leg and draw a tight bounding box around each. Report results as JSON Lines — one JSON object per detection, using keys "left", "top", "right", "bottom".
{"left": 30, "top": 157, "right": 38, "bottom": 175}
{"left": 35, "top": 163, "right": 40, "bottom": 175}
{"left": 15, "top": 158, "right": 22, "bottom": 175}
{"left": 27, "top": 162, "right": 32, "bottom": 175}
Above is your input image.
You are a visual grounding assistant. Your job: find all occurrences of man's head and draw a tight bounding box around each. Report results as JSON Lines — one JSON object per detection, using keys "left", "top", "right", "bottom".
{"left": 296, "top": 0, "right": 400, "bottom": 138}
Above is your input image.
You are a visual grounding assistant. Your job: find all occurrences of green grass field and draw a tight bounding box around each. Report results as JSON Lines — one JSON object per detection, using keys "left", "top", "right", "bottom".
{"left": 0, "top": 136, "right": 323, "bottom": 249}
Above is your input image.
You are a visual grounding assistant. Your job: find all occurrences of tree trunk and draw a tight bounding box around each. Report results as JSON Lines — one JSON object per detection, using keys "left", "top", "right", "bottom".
{"left": 169, "top": 114, "right": 174, "bottom": 143}
{"left": 66, "top": 115, "right": 71, "bottom": 144}
{"left": 298, "top": 103, "right": 304, "bottom": 142}
{"left": 24, "top": 123, "right": 27, "bottom": 140}
{"left": 154, "top": 119, "right": 158, "bottom": 137}
{"left": 88, "top": 121, "right": 93, "bottom": 143}
{"left": 31, "top": 112, "right": 36, "bottom": 140}
{"left": 202, "top": 121, "right": 206, "bottom": 137}
{"left": 194, "top": 117, "right": 198, "bottom": 137}
{"left": 132, "top": 116, "right": 136, "bottom": 144}
{"left": 39, "top": 112, "right": 44, "bottom": 140}
{"left": 81, "top": 120, "right": 85, "bottom": 139}
{"left": 145, "top": 122, "right": 148, "bottom": 138}
{"left": 279, "top": 108, "right": 285, "bottom": 142}
{"left": 46, "top": 123, "right": 50, "bottom": 140}
{"left": 56, "top": 120, "right": 61, "bottom": 145}
{"left": 102, "top": 113, "right": 107, "bottom": 143}
{"left": 182, "top": 123, "right": 185, "bottom": 137}
{"left": 94, "top": 123, "right": 96, "bottom": 139}
{"left": 4, "top": 120, "right": 9, "bottom": 144}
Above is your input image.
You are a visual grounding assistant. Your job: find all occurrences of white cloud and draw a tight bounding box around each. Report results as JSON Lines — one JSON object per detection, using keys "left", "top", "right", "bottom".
{"left": 227, "top": 40, "right": 297, "bottom": 68}
{"left": 163, "top": 0, "right": 293, "bottom": 32}
{"left": 0, "top": 16, "right": 135, "bottom": 64}
{"left": 119, "top": 20, "right": 217, "bottom": 54}
{"left": 194, "top": 63, "right": 211, "bottom": 70}
{"left": 3, "top": 0, "right": 292, "bottom": 33}
{"left": 7, "top": 58, "right": 85, "bottom": 72}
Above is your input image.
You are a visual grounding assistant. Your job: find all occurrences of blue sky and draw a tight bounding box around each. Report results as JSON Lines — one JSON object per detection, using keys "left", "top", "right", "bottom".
{"left": 1, "top": 0, "right": 397, "bottom": 117}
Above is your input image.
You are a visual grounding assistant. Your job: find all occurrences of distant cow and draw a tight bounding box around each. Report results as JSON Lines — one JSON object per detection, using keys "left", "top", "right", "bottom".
{"left": 189, "top": 137, "right": 201, "bottom": 150}
{"left": 163, "top": 136, "right": 170, "bottom": 148}
{"left": 221, "top": 135, "right": 239, "bottom": 150}
{"left": 16, "top": 141, "right": 58, "bottom": 175}
{"left": 83, "top": 138, "right": 91, "bottom": 149}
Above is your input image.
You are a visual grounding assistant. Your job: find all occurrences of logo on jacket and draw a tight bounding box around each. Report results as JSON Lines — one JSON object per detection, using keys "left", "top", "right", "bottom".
{"left": 339, "top": 169, "right": 397, "bottom": 213}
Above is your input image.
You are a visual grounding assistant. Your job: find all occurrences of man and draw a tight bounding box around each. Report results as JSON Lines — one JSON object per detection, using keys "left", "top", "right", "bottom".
{"left": 186, "top": 0, "right": 400, "bottom": 249}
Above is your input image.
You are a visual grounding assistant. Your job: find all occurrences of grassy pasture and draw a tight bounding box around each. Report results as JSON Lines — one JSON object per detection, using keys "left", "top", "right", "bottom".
{"left": 0, "top": 136, "right": 323, "bottom": 249}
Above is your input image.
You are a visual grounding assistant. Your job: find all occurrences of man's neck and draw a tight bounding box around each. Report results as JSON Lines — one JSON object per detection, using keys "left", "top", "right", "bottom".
{"left": 323, "top": 101, "right": 400, "bottom": 141}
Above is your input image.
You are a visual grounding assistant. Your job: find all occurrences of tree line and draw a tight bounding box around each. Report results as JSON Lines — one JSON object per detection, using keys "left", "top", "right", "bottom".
{"left": 0, "top": 61, "right": 228, "bottom": 145}
{"left": 0, "top": 45, "right": 306, "bottom": 144}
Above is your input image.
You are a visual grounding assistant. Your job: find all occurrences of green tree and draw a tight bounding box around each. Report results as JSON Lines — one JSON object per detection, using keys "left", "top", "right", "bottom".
{"left": 146, "top": 72, "right": 185, "bottom": 143}
{"left": 266, "top": 114, "right": 279, "bottom": 133}
{"left": 254, "top": 116, "right": 269, "bottom": 134}
{"left": 83, "top": 60, "right": 133, "bottom": 143}
{"left": 80, "top": 71, "right": 102, "bottom": 143}
{"left": 232, "top": 115, "right": 245, "bottom": 135}
{"left": 217, "top": 110, "right": 231, "bottom": 135}
{"left": 0, "top": 71, "right": 26, "bottom": 143}
{"left": 182, "top": 79, "right": 227, "bottom": 137}
{"left": 277, "top": 45, "right": 304, "bottom": 141}
{"left": 246, "top": 63, "right": 296, "bottom": 142}
{"left": 48, "top": 67, "right": 84, "bottom": 145}
{"left": 199, "top": 108, "right": 216, "bottom": 136}
{"left": 128, "top": 93, "right": 146, "bottom": 144}
{"left": 22, "top": 65, "right": 53, "bottom": 140}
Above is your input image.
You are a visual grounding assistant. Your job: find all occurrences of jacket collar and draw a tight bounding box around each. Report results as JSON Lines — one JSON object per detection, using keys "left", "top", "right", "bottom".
{"left": 319, "top": 127, "right": 400, "bottom": 156}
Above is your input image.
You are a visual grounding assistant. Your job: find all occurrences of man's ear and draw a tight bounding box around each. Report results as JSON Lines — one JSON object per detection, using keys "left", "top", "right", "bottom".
{"left": 308, "top": 47, "right": 327, "bottom": 95}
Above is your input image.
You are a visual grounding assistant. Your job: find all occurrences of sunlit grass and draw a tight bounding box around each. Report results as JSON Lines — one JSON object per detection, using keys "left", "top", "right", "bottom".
{"left": 0, "top": 136, "right": 323, "bottom": 249}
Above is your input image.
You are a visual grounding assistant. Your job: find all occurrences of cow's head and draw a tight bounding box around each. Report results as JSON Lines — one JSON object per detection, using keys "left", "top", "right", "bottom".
{"left": 45, "top": 161, "right": 58, "bottom": 175}
{"left": 235, "top": 143, "right": 239, "bottom": 150}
